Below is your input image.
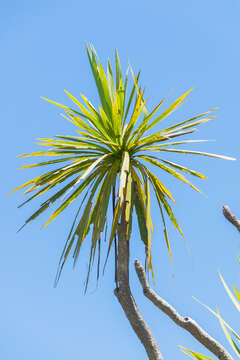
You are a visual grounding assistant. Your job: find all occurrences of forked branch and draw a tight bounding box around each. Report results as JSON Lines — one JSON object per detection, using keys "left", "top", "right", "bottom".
{"left": 135, "top": 259, "right": 234, "bottom": 360}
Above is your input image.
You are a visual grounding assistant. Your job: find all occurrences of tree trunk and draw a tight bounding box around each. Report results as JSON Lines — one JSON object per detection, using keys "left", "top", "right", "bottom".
{"left": 114, "top": 202, "right": 163, "bottom": 360}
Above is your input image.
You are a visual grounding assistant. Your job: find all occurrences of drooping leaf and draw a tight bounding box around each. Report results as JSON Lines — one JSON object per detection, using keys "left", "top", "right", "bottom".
{"left": 137, "top": 155, "right": 201, "bottom": 193}
{"left": 42, "top": 167, "right": 105, "bottom": 228}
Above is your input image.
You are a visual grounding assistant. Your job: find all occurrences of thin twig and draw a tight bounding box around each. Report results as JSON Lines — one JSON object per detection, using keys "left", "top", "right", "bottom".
{"left": 135, "top": 259, "right": 234, "bottom": 360}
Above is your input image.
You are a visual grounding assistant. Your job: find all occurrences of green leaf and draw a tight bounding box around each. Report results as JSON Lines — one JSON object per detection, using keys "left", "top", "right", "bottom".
{"left": 145, "top": 88, "right": 193, "bottom": 132}
{"left": 41, "top": 97, "right": 73, "bottom": 111}
{"left": 165, "top": 116, "right": 214, "bottom": 134}
{"left": 123, "top": 93, "right": 148, "bottom": 145}
{"left": 122, "top": 71, "right": 140, "bottom": 129}
{"left": 193, "top": 297, "right": 240, "bottom": 342}
{"left": 161, "top": 109, "right": 216, "bottom": 134}
{"left": 233, "top": 286, "right": 240, "bottom": 303}
{"left": 112, "top": 92, "right": 122, "bottom": 141}
{"left": 107, "top": 60, "right": 116, "bottom": 102}
{"left": 18, "top": 156, "right": 87, "bottom": 169}
{"left": 137, "top": 162, "right": 178, "bottom": 260}
{"left": 105, "top": 198, "right": 122, "bottom": 263}
{"left": 61, "top": 170, "right": 107, "bottom": 267}
{"left": 42, "top": 166, "right": 104, "bottom": 227}
{"left": 86, "top": 45, "right": 112, "bottom": 119}
{"left": 55, "top": 193, "right": 88, "bottom": 285}
{"left": 17, "top": 202, "right": 50, "bottom": 232}
{"left": 133, "top": 129, "right": 195, "bottom": 152}
{"left": 217, "top": 309, "right": 240, "bottom": 358}
{"left": 146, "top": 180, "right": 152, "bottom": 266}
{"left": 90, "top": 160, "right": 119, "bottom": 235}
{"left": 80, "top": 95, "right": 115, "bottom": 141}
{"left": 154, "top": 148, "right": 236, "bottom": 160}
{"left": 132, "top": 168, "right": 148, "bottom": 246}
{"left": 31, "top": 159, "right": 93, "bottom": 192}
{"left": 10, "top": 177, "right": 38, "bottom": 194}
{"left": 98, "top": 61, "right": 112, "bottom": 110}
{"left": 117, "top": 78, "right": 125, "bottom": 124}
{"left": 219, "top": 272, "right": 240, "bottom": 311}
{"left": 159, "top": 202, "right": 172, "bottom": 261}
{"left": 63, "top": 91, "right": 112, "bottom": 140}
{"left": 128, "top": 98, "right": 166, "bottom": 148}
{"left": 18, "top": 171, "right": 87, "bottom": 209}
{"left": 37, "top": 137, "right": 109, "bottom": 153}
{"left": 144, "top": 139, "right": 211, "bottom": 149}
{"left": 137, "top": 155, "right": 201, "bottom": 193}
{"left": 180, "top": 346, "right": 214, "bottom": 360}
{"left": 141, "top": 165, "right": 175, "bottom": 202}
{"left": 75, "top": 130, "right": 117, "bottom": 149}
{"left": 147, "top": 170, "right": 173, "bottom": 260}
{"left": 146, "top": 156, "right": 206, "bottom": 179}
{"left": 72, "top": 198, "right": 93, "bottom": 265}
{"left": 129, "top": 66, "right": 148, "bottom": 118}
{"left": 115, "top": 49, "right": 122, "bottom": 90}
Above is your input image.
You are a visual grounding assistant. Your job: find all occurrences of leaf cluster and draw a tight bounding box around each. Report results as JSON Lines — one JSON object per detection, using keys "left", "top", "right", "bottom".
{"left": 12, "top": 45, "right": 235, "bottom": 287}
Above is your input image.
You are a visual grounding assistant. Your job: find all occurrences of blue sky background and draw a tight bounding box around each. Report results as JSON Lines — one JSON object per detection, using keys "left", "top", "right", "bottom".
{"left": 2, "top": 0, "right": 240, "bottom": 359}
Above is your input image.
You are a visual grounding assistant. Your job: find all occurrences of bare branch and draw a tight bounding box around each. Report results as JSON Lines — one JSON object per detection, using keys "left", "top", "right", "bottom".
{"left": 222, "top": 205, "right": 240, "bottom": 232}
{"left": 135, "top": 259, "right": 234, "bottom": 360}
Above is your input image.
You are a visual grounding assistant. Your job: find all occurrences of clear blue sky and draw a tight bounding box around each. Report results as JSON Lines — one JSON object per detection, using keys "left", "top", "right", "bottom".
{"left": 2, "top": 1, "right": 240, "bottom": 359}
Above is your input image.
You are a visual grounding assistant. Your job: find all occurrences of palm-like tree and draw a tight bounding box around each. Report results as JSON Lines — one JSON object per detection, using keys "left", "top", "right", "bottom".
{"left": 11, "top": 45, "right": 235, "bottom": 359}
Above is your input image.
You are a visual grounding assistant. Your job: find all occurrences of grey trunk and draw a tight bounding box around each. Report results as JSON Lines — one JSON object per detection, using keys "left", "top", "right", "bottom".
{"left": 114, "top": 202, "right": 163, "bottom": 360}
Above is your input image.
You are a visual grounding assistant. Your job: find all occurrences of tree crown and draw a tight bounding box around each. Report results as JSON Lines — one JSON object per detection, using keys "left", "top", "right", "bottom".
{"left": 11, "top": 45, "right": 235, "bottom": 288}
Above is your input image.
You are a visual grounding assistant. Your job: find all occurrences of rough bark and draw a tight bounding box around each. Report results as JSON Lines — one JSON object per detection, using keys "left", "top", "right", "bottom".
{"left": 223, "top": 205, "right": 240, "bottom": 232}
{"left": 135, "top": 259, "right": 234, "bottom": 360}
{"left": 114, "top": 203, "right": 163, "bottom": 360}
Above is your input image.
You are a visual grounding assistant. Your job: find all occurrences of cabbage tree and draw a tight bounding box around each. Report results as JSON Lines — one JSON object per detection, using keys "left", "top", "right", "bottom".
{"left": 11, "top": 45, "right": 234, "bottom": 359}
